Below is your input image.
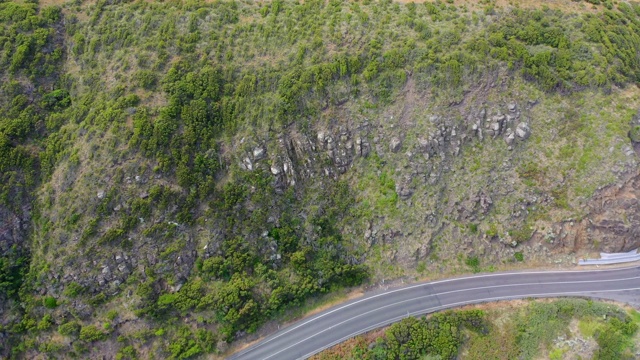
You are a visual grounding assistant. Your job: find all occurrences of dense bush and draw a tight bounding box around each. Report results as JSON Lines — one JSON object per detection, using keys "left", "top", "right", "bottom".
{"left": 0, "top": 2, "right": 66, "bottom": 307}
{"left": 339, "top": 310, "right": 487, "bottom": 359}
{"left": 79, "top": 325, "right": 107, "bottom": 342}
{"left": 514, "top": 299, "right": 635, "bottom": 359}
{"left": 58, "top": 321, "right": 81, "bottom": 337}
{"left": 0, "top": 245, "right": 27, "bottom": 298}
{"left": 43, "top": 296, "right": 57, "bottom": 309}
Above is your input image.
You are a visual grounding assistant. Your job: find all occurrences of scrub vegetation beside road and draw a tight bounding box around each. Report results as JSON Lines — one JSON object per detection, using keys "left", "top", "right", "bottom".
{"left": 312, "top": 298, "right": 640, "bottom": 360}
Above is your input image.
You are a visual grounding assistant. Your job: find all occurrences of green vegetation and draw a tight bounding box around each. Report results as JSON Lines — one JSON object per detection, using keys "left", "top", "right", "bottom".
{"left": 58, "top": 321, "right": 81, "bottom": 337}
{"left": 465, "top": 255, "right": 480, "bottom": 272}
{"left": 42, "top": 296, "right": 57, "bottom": 309}
{"left": 465, "top": 299, "right": 639, "bottom": 360}
{"left": 316, "top": 299, "right": 639, "bottom": 360}
{"left": 79, "top": 325, "right": 107, "bottom": 342}
{"left": 316, "top": 310, "right": 487, "bottom": 360}
{"left": 514, "top": 252, "right": 524, "bottom": 262}
{"left": 0, "top": 0, "right": 65, "bottom": 303}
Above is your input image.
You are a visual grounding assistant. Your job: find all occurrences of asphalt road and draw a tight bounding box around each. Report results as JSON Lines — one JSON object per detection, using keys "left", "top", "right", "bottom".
{"left": 228, "top": 266, "right": 640, "bottom": 360}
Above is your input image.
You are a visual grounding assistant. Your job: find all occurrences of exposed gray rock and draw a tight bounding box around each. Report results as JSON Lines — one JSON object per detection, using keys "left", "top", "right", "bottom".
{"left": 504, "top": 128, "right": 515, "bottom": 145}
{"left": 358, "top": 137, "right": 370, "bottom": 157}
{"left": 253, "top": 146, "right": 266, "bottom": 160}
{"left": 390, "top": 137, "right": 402, "bottom": 152}
{"left": 395, "top": 177, "right": 414, "bottom": 200}
{"left": 241, "top": 157, "right": 253, "bottom": 171}
{"left": 488, "top": 122, "right": 501, "bottom": 137}
{"left": 516, "top": 122, "right": 531, "bottom": 140}
{"left": 418, "top": 138, "right": 429, "bottom": 151}
{"left": 0, "top": 206, "right": 27, "bottom": 254}
{"left": 479, "top": 193, "right": 493, "bottom": 214}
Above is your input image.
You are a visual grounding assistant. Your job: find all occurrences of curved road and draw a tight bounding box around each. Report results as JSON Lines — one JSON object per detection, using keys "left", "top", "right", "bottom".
{"left": 228, "top": 266, "right": 640, "bottom": 360}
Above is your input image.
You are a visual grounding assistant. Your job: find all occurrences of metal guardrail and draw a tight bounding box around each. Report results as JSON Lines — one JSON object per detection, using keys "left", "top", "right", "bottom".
{"left": 578, "top": 249, "right": 639, "bottom": 265}
{"left": 599, "top": 249, "right": 638, "bottom": 259}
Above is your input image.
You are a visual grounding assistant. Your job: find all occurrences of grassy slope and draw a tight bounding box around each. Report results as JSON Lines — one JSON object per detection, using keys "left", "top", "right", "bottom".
{"left": 3, "top": 0, "right": 640, "bottom": 358}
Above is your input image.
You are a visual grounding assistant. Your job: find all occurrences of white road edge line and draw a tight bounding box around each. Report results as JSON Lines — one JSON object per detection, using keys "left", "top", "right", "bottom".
{"left": 229, "top": 265, "right": 640, "bottom": 358}
{"left": 260, "top": 276, "right": 640, "bottom": 360}
{"left": 297, "top": 286, "right": 640, "bottom": 360}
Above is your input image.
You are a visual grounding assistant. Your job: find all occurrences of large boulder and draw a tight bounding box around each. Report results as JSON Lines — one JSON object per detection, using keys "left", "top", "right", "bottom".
{"left": 515, "top": 122, "right": 531, "bottom": 140}
{"left": 389, "top": 137, "right": 402, "bottom": 152}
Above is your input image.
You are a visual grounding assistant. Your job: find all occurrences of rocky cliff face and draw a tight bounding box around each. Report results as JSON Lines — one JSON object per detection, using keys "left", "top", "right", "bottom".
{"left": 229, "top": 88, "right": 640, "bottom": 272}
{"left": 542, "top": 170, "right": 640, "bottom": 254}
{"left": 0, "top": 206, "right": 28, "bottom": 256}
{"left": 237, "top": 98, "right": 532, "bottom": 196}
{"left": 237, "top": 124, "right": 372, "bottom": 189}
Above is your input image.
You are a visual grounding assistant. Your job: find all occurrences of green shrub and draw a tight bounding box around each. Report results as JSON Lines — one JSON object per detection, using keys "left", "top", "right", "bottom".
{"left": 0, "top": 248, "right": 27, "bottom": 298}
{"left": 509, "top": 225, "right": 534, "bottom": 244}
{"left": 43, "top": 296, "right": 58, "bottom": 309}
{"left": 106, "top": 309, "right": 118, "bottom": 321}
{"left": 360, "top": 310, "right": 486, "bottom": 359}
{"left": 41, "top": 89, "right": 71, "bottom": 111}
{"left": 64, "top": 282, "right": 85, "bottom": 297}
{"left": 58, "top": 321, "right": 81, "bottom": 337}
{"left": 195, "top": 329, "right": 217, "bottom": 353}
{"left": 116, "top": 345, "right": 137, "bottom": 360}
{"left": 465, "top": 256, "right": 480, "bottom": 269}
{"left": 167, "top": 327, "right": 203, "bottom": 359}
{"left": 79, "top": 325, "right": 107, "bottom": 342}
{"left": 37, "top": 314, "right": 54, "bottom": 331}
{"left": 134, "top": 70, "right": 158, "bottom": 90}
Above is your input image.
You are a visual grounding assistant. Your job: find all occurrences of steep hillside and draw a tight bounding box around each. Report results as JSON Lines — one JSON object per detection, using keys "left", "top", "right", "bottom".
{"left": 2, "top": 0, "right": 640, "bottom": 358}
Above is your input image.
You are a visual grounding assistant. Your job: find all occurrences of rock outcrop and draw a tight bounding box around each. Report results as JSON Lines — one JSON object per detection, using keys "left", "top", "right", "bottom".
{"left": 537, "top": 170, "right": 640, "bottom": 253}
